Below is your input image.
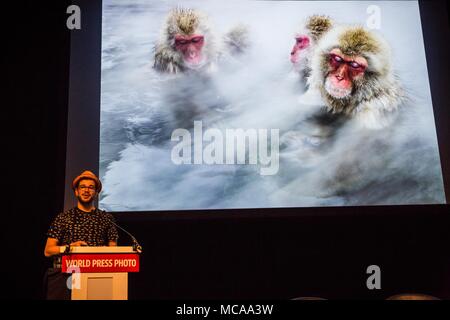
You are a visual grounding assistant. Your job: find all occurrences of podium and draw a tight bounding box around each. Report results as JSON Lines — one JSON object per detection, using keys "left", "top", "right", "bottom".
{"left": 60, "top": 246, "right": 140, "bottom": 300}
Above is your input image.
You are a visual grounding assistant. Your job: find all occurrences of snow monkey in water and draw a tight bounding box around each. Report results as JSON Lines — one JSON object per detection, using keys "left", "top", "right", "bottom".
{"left": 281, "top": 24, "right": 405, "bottom": 168}
{"left": 154, "top": 8, "right": 249, "bottom": 74}
{"left": 306, "top": 24, "right": 404, "bottom": 129}
{"left": 290, "top": 15, "right": 335, "bottom": 89}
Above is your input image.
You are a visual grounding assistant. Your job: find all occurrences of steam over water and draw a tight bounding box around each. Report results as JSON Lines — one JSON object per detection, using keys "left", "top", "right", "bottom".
{"left": 99, "top": 0, "right": 445, "bottom": 211}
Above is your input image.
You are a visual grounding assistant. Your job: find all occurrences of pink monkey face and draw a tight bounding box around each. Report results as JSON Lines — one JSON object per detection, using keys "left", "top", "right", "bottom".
{"left": 325, "top": 48, "right": 368, "bottom": 98}
{"left": 290, "top": 35, "right": 310, "bottom": 64}
{"left": 174, "top": 34, "right": 205, "bottom": 67}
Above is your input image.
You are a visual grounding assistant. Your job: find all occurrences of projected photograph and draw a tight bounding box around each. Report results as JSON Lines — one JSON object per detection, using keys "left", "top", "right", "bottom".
{"left": 99, "top": 0, "right": 446, "bottom": 211}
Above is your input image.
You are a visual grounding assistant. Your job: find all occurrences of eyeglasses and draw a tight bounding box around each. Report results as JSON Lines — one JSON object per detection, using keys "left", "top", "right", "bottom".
{"left": 78, "top": 185, "right": 96, "bottom": 191}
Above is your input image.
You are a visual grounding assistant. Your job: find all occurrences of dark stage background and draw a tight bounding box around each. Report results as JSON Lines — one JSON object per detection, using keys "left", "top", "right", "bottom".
{"left": 4, "top": 0, "right": 450, "bottom": 300}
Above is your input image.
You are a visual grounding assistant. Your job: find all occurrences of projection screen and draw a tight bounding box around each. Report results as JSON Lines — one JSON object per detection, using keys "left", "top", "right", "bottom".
{"left": 87, "top": 0, "right": 447, "bottom": 211}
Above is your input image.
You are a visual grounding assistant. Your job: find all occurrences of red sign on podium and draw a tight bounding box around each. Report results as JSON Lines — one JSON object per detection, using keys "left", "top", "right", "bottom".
{"left": 62, "top": 253, "right": 140, "bottom": 273}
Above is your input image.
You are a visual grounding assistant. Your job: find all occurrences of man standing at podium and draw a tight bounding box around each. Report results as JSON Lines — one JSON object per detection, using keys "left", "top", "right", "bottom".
{"left": 43, "top": 170, "right": 119, "bottom": 299}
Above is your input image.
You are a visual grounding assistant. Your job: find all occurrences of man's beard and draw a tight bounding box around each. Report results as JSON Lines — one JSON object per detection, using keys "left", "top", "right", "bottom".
{"left": 77, "top": 194, "right": 95, "bottom": 205}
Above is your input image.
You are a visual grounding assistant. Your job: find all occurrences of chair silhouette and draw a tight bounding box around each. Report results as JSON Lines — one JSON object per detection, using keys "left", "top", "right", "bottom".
{"left": 291, "top": 296, "right": 327, "bottom": 300}
{"left": 386, "top": 293, "right": 440, "bottom": 300}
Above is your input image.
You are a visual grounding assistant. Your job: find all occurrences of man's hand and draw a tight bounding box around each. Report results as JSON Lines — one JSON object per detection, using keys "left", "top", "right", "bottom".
{"left": 70, "top": 241, "right": 88, "bottom": 246}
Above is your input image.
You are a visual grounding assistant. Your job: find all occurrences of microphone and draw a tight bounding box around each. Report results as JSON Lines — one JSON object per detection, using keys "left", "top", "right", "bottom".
{"left": 108, "top": 217, "right": 143, "bottom": 253}
{"left": 91, "top": 209, "right": 143, "bottom": 253}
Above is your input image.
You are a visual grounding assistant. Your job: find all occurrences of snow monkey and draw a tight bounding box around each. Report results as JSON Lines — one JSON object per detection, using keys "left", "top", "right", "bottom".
{"left": 290, "top": 15, "right": 334, "bottom": 85}
{"left": 281, "top": 25, "right": 404, "bottom": 170}
{"left": 306, "top": 25, "right": 404, "bottom": 129}
{"left": 154, "top": 8, "right": 249, "bottom": 74}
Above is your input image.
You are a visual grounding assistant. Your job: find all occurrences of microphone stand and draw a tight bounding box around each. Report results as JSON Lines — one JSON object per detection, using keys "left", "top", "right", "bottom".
{"left": 90, "top": 209, "right": 143, "bottom": 253}
{"left": 108, "top": 218, "right": 143, "bottom": 253}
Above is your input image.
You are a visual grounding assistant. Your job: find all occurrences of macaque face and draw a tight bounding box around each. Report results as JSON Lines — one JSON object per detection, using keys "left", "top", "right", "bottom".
{"left": 174, "top": 34, "right": 205, "bottom": 68}
{"left": 290, "top": 35, "right": 310, "bottom": 64}
{"left": 325, "top": 48, "right": 368, "bottom": 98}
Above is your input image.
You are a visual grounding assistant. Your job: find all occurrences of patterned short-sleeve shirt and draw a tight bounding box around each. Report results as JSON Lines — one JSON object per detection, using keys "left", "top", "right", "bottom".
{"left": 47, "top": 207, "right": 119, "bottom": 246}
